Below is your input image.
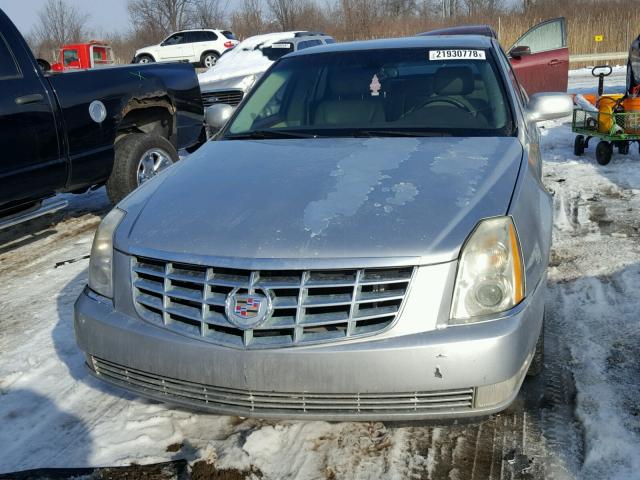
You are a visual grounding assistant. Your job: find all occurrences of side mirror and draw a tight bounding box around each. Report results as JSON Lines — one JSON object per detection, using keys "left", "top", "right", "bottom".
{"left": 205, "top": 104, "right": 235, "bottom": 130}
{"left": 509, "top": 45, "right": 531, "bottom": 59}
{"left": 526, "top": 93, "right": 573, "bottom": 122}
{"left": 36, "top": 58, "right": 51, "bottom": 72}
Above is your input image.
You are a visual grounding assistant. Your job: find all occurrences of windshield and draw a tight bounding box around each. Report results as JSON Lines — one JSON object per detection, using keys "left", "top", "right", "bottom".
{"left": 225, "top": 48, "right": 514, "bottom": 138}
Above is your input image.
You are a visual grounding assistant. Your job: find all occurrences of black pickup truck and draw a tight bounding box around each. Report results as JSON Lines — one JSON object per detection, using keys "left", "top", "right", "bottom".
{"left": 0, "top": 8, "right": 203, "bottom": 228}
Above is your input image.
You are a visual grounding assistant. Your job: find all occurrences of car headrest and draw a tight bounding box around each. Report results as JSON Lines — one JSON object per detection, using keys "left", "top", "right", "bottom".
{"left": 433, "top": 67, "right": 474, "bottom": 96}
{"left": 328, "top": 69, "right": 378, "bottom": 97}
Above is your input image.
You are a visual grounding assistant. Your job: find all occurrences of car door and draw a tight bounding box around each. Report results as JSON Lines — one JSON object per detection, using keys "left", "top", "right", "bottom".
{"left": 158, "top": 32, "right": 188, "bottom": 61}
{"left": 0, "top": 29, "right": 64, "bottom": 209}
{"left": 508, "top": 18, "right": 569, "bottom": 95}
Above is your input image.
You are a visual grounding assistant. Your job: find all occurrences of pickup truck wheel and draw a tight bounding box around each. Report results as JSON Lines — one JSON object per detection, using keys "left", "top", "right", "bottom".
{"left": 106, "top": 134, "right": 178, "bottom": 203}
{"left": 137, "top": 54, "right": 154, "bottom": 64}
{"left": 201, "top": 52, "right": 219, "bottom": 68}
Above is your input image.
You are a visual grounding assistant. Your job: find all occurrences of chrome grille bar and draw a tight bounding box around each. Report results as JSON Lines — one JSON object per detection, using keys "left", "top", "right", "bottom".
{"left": 201, "top": 90, "right": 244, "bottom": 107}
{"left": 132, "top": 257, "right": 414, "bottom": 348}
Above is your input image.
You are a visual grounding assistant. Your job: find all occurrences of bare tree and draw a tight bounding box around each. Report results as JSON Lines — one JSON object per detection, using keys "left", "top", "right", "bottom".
{"left": 128, "top": 0, "right": 194, "bottom": 40}
{"left": 190, "top": 0, "right": 228, "bottom": 28}
{"left": 464, "top": 0, "right": 503, "bottom": 15}
{"left": 231, "top": 0, "right": 268, "bottom": 37}
{"left": 381, "top": 0, "right": 416, "bottom": 17}
{"left": 266, "top": 0, "right": 300, "bottom": 30}
{"left": 30, "top": 0, "right": 88, "bottom": 60}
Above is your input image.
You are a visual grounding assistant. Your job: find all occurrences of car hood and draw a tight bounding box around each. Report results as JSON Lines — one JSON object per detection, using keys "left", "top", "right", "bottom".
{"left": 118, "top": 137, "right": 523, "bottom": 268}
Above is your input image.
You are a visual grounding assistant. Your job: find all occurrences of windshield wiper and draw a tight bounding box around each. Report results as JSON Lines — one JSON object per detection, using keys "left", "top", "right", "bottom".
{"left": 350, "top": 130, "right": 452, "bottom": 138}
{"left": 225, "top": 130, "right": 317, "bottom": 140}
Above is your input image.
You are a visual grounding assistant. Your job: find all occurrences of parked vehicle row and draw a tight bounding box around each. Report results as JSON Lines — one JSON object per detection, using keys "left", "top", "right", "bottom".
{"left": 0, "top": 8, "right": 203, "bottom": 227}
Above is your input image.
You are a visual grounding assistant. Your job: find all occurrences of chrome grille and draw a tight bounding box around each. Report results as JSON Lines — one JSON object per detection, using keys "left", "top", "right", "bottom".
{"left": 131, "top": 256, "right": 414, "bottom": 348}
{"left": 91, "top": 356, "right": 475, "bottom": 415}
{"left": 201, "top": 90, "right": 244, "bottom": 107}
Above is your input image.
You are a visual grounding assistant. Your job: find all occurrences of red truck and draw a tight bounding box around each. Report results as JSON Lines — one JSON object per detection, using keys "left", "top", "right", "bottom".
{"left": 51, "top": 41, "right": 114, "bottom": 72}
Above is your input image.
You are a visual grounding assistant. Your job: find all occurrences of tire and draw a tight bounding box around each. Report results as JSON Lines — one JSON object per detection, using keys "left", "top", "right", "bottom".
{"left": 573, "top": 135, "right": 585, "bottom": 156}
{"left": 106, "top": 134, "right": 178, "bottom": 204}
{"left": 527, "top": 317, "right": 544, "bottom": 377}
{"left": 617, "top": 141, "right": 630, "bottom": 155}
{"left": 201, "top": 51, "right": 219, "bottom": 68}
{"left": 595, "top": 140, "right": 613, "bottom": 165}
{"left": 136, "top": 54, "right": 154, "bottom": 64}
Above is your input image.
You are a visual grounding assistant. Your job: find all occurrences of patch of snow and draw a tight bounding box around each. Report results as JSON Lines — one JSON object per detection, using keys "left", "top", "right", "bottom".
{"left": 198, "top": 31, "right": 301, "bottom": 87}
{"left": 303, "top": 138, "right": 419, "bottom": 236}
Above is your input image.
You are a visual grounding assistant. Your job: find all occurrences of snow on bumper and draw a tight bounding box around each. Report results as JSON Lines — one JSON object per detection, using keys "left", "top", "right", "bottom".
{"left": 74, "top": 283, "right": 543, "bottom": 421}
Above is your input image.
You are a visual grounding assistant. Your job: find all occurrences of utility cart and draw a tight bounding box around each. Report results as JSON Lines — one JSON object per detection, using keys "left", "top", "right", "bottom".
{"left": 572, "top": 108, "right": 640, "bottom": 165}
{"left": 572, "top": 65, "right": 640, "bottom": 165}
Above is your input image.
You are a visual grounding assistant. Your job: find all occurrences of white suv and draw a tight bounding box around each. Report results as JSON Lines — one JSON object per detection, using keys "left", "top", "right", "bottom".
{"left": 133, "top": 29, "right": 239, "bottom": 68}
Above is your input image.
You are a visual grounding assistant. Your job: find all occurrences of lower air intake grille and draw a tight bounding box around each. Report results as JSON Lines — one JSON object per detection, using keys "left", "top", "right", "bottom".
{"left": 131, "top": 256, "right": 414, "bottom": 348}
{"left": 201, "top": 90, "right": 244, "bottom": 107}
{"left": 91, "top": 356, "right": 475, "bottom": 415}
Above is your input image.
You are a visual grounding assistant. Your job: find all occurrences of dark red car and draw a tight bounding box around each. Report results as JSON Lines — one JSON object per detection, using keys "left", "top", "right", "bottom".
{"left": 420, "top": 18, "right": 569, "bottom": 95}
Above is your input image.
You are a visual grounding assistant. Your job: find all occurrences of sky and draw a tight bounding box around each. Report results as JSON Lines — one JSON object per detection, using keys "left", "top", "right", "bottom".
{"left": 0, "top": 0, "right": 241, "bottom": 36}
{"left": 0, "top": 0, "right": 130, "bottom": 35}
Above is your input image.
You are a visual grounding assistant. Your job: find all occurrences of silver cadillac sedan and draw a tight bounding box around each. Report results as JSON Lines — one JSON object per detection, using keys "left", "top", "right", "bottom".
{"left": 75, "top": 36, "right": 572, "bottom": 420}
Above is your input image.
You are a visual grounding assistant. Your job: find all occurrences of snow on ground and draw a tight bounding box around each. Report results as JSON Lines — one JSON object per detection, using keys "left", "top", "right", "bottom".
{"left": 1, "top": 70, "right": 640, "bottom": 479}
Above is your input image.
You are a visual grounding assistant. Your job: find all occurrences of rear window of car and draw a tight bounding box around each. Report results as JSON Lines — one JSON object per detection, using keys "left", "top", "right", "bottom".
{"left": 261, "top": 42, "right": 294, "bottom": 61}
{"left": 297, "top": 40, "right": 323, "bottom": 50}
{"left": 324, "top": 38, "right": 336, "bottom": 44}
{"left": 222, "top": 31, "right": 237, "bottom": 40}
{"left": 201, "top": 31, "right": 218, "bottom": 42}
{"left": 227, "top": 47, "right": 514, "bottom": 138}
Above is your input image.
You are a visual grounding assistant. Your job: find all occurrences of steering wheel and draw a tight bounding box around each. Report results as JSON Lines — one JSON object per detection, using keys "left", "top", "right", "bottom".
{"left": 418, "top": 96, "right": 475, "bottom": 116}
{"left": 400, "top": 96, "right": 475, "bottom": 121}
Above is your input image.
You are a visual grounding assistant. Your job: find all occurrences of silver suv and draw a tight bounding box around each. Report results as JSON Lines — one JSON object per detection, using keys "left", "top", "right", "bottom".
{"left": 198, "top": 31, "right": 335, "bottom": 108}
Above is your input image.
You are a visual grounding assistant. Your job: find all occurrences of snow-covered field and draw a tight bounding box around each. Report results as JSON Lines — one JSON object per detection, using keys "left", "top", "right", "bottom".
{"left": 1, "top": 71, "right": 640, "bottom": 479}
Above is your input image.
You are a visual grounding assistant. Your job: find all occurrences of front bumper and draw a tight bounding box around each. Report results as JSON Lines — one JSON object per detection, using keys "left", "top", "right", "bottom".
{"left": 74, "top": 281, "right": 544, "bottom": 421}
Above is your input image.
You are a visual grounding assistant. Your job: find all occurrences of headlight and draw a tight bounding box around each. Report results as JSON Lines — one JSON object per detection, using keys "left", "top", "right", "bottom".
{"left": 88, "top": 208, "right": 125, "bottom": 299}
{"left": 450, "top": 217, "right": 524, "bottom": 323}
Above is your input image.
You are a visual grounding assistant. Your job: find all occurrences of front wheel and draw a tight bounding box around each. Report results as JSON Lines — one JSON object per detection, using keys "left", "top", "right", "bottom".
{"left": 136, "top": 54, "right": 154, "bottom": 64}
{"left": 574, "top": 135, "right": 585, "bottom": 156}
{"left": 106, "top": 134, "right": 178, "bottom": 204}
{"left": 201, "top": 52, "right": 219, "bottom": 68}
{"left": 596, "top": 141, "right": 613, "bottom": 165}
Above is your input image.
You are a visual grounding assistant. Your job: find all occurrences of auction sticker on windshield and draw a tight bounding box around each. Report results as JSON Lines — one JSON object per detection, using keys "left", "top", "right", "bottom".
{"left": 429, "top": 50, "right": 486, "bottom": 60}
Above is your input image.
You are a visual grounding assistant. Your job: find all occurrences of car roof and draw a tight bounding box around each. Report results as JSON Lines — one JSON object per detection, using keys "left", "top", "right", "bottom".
{"left": 286, "top": 35, "right": 494, "bottom": 57}
{"left": 172, "top": 29, "right": 225, "bottom": 33}
{"left": 418, "top": 25, "right": 498, "bottom": 38}
{"left": 285, "top": 35, "right": 333, "bottom": 44}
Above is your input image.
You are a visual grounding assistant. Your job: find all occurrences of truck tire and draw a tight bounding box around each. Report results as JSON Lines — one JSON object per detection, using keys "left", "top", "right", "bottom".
{"left": 201, "top": 51, "right": 219, "bottom": 68}
{"left": 106, "top": 134, "right": 178, "bottom": 204}
{"left": 136, "top": 54, "right": 154, "bottom": 64}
